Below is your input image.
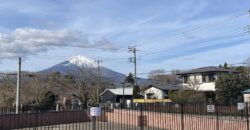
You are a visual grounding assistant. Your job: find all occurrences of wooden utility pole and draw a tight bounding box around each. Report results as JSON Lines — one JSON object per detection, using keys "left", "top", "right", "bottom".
{"left": 16, "top": 57, "right": 21, "bottom": 114}
{"left": 246, "top": 10, "right": 250, "bottom": 33}
{"left": 95, "top": 59, "right": 102, "bottom": 104}
{"left": 129, "top": 47, "right": 139, "bottom": 85}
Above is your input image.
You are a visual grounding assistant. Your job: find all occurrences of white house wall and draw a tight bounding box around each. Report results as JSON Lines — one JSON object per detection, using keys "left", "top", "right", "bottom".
{"left": 198, "top": 82, "right": 215, "bottom": 91}
{"left": 244, "top": 94, "right": 250, "bottom": 102}
{"left": 189, "top": 75, "right": 202, "bottom": 83}
{"left": 144, "top": 87, "right": 166, "bottom": 99}
{"left": 182, "top": 74, "right": 216, "bottom": 91}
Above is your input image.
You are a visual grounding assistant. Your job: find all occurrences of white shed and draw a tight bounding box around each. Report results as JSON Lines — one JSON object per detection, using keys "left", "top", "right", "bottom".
{"left": 144, "top": 86, "right": 167, "bottom": 99}
{"left": 243, "top": 89, "right": 250, "bottom": 102}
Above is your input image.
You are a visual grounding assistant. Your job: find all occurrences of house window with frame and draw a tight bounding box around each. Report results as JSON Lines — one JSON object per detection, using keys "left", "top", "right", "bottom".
{"left": 208, "top": 74, "right": 215, "bottom": 82}
{"left": 202, "top": 75, "right": 206, "bottom": 82}
{"left": 202, "top": 74, "right": 215, "bottom": 83}
{"left": 183, "top": 76, "right": 188, "bottom": 83}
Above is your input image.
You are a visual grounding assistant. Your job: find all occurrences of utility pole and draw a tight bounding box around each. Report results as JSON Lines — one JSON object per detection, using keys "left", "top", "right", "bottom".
{"left": 245, "top": 25, "right": 250, "bottom": 33}
{"left": 246, "top": 10, "right": 250, "bottom": 78}
{"left": 128, "top": 47, "right": 139, "bottom": 85}
{"left": 122, "top": 82, "right": 125, "bottom": 108}
{"left": 95, "top": 59, "right": 102, "bottom": 104}
{"left": 16, "top": 57, "right": 21, "bottom": 114}
{"left": 245, "top": 10, "right": 250, "bottom": 33}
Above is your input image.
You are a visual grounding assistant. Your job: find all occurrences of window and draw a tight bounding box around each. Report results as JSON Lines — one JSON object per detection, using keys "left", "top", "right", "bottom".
{"left": 202, "top": 75, "right": 206, "bottom": 82}
{"left": 202, "top": 74, "right": 215, "bottom": 83}
{"left": 146, "top": 93, "right": 154, "bottom": 99}
{"left": 209, "top": 74, "right": 215, "bottom": 82}
{"left": 183, "top": 76, "right": 188, "bottom": 83}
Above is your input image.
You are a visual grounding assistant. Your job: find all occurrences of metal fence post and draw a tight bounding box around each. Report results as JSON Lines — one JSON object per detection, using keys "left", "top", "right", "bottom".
{"left": 181, "top": 103, "right": 184, "bottom": 130}
{"left": 215, "top": 104, "right": 219, "bottom": 130}
{"left": 246, "top": 102, "right": 249, "bottom": 130}
{"left": 35, "top": 107, "right": 38, "bottom": 130}
{"left": 92, "top": 116, "right": 96, "bottom": 130}
{"left": 140, "top": 103, "right": 144, "bottom": 130}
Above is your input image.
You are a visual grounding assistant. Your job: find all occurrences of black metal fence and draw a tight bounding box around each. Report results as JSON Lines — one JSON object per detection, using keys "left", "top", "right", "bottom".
{"left": 0, "top": 102, "right": 250, "bottom": 130}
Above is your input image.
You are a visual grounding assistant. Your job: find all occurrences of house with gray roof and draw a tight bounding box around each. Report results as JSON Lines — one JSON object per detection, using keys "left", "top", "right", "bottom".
{"left": 144, "top": 84, "right": 182, "bottom": 99}
{"left": 177, "top": 66, "right": 238, "bottom": 91}
{"left": 100, "top": 87, "right": 133, "bottom": 103}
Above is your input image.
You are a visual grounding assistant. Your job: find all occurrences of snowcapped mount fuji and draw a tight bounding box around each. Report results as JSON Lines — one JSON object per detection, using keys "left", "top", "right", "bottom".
{"left": 66, "top": 55, "right": 98, "bottom": 68}
{"left": 39, "top": 55, "right": 126, "bottom": 83}
{"left": 39, "top": 55, "right": 151, "bottom": 86}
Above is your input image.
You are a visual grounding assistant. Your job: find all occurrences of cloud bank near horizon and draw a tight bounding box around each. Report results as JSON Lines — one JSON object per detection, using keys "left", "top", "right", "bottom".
{"left": 0, "top": 0, "right": 250, "bottom": 74}
{"left": 0, "top": 28, "right": 118, "bottom": 59}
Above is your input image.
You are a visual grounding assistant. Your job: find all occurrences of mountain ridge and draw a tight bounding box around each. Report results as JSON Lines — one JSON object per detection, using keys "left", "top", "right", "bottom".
{"left": 39, "top": 55, "right": 125, "bottom": 85}
{"left": 38, "top": 55, "right": 151, "bottom": 87}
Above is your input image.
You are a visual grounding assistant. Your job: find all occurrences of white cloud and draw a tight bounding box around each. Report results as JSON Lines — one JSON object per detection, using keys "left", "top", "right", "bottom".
{"left": 0, "top": 28, "right": 118, "bottom": 59}
{"left": 139, "top": 42, "right": 250, "bottom": 73}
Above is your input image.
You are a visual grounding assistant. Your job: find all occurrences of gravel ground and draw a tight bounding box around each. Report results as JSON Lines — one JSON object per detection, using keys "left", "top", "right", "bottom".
{"left": 13, "top": 122, "right": 167, "bottom": 130}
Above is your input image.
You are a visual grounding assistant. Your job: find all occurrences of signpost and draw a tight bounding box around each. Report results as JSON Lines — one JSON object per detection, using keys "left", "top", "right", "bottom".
{"left": 207, "top": 105, "right": 215, "bottom": 113}
{"left": 90, "top": 107, "right": 101, "bottom": 116}
{"left": 237, "top": 103, "right": 245, "bottom": 110}
{"left": 90, "top": 107, "right": 101, "bottom": 130}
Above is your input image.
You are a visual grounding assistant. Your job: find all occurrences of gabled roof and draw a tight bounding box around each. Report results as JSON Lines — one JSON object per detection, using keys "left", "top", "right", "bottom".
{"left": 100, "top": 87, "right": 133, "bottom": 96}
{"left": 146, "top": 84, "right": 182, "bottom": 91}
{"left": 177, "top": 66, "right": 237, "bottom": 75}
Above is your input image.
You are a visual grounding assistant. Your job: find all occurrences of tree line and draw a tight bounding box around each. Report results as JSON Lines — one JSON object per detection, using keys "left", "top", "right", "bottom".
{"left": 0, "top": 68, "right": 113, "bottom": 108}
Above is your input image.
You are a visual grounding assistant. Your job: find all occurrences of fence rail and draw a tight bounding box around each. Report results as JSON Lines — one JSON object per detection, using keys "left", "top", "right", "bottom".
{"left": 0, "top": 102, "right": 250, "bottom": 130}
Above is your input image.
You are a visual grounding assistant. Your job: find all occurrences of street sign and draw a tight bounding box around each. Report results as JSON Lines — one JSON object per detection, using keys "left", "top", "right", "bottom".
{"left": 90, "top": 107, "right": 101, "bottom": 116}
{"left": 207, "top": 105, "right": 215, "bottom": 113}
{"left": 237, "top": 103, "right": 245, "bottom": 110}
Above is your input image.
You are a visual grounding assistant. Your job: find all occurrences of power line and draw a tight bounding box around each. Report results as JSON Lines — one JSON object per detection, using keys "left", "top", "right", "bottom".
{"left": 145, "top": 30, "right": 247, "bottom": 58}
{"left": 144, "top": 26, "right": 246, "bottom": 57}
{"left": 140, "top": 11, "right": 249, "bottom": 57}
{"left": 154, "top": 11, "right": 248, "bottom": 44}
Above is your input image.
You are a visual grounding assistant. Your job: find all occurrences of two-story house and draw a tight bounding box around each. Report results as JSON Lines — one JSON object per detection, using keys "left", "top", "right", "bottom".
{"left": 177, "top": 66, "right": 238, "bottom": 91}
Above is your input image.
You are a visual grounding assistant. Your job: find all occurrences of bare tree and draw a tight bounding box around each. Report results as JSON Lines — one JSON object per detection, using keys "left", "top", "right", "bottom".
{"left": 187, "top": 78, "right": 201, "bottom": 90}
{"left": 148, "top": 69, "right": 180, "bottom": 85}
{"left": 0, "top": 76, "right": 16, "bottom": 107}
{"left": 44, "top": 67, "right": 112, "bottom": 108}
{"left": 246, "top": 57, "right": 250, "bottom": 78}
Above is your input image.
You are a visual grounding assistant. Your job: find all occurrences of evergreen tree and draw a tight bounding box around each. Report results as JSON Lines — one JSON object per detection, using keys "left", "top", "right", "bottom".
{"left": 132, "top": 85, "right": 141, "bottom": 99}
{"left": 124, "top": 73, "right": 135, "bottom": 85}
{"left": 224, "top": 62, "right": 228, "bottom": 69}
{"left": 215, "top": 74, "right": 250, "bottom": 104}
{"left": 124, "top": 73, "right": 141, "bottom": 99}
{"left": 38, "top": 91, "right": 57, "bottom": 109}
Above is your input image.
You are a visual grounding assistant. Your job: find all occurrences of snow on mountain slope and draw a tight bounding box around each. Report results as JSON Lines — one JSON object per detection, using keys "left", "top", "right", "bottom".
{"left": 66, "top": 55, "right": 97, "bottom": 68}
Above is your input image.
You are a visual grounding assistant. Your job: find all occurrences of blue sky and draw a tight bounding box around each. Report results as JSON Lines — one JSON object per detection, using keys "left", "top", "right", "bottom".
{"left": 0, "top": 0, "right": 250, "bottom": 77}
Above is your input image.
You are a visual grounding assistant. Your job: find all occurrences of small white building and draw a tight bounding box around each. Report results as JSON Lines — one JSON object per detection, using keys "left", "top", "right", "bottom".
{"left": 177, "top": 66, "right": 237, "bottom": 91}
{"left": 144, "top": 85, "right": 180, "bottom": 99}
{"left": 243, "top": 89, "right": 250, "bottom": 102}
